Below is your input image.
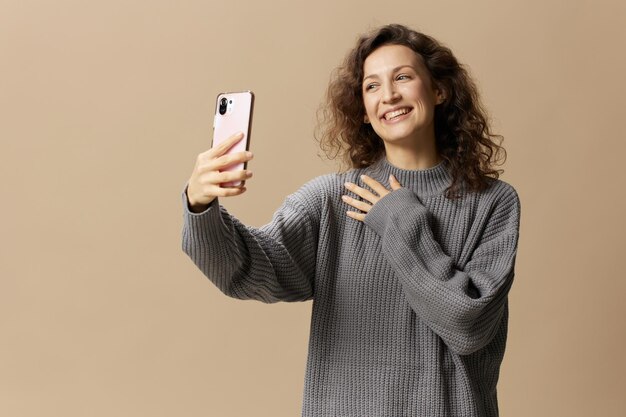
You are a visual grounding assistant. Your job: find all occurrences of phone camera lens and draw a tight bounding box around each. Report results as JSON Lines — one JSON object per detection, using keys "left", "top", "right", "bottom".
{"left": 219, "top": 97, "right": 228, "bottom": 115}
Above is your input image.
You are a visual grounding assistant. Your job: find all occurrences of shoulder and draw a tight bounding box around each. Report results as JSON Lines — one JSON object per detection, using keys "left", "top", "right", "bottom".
{"left": 484, "top": 178, "right": 520, "bottom": 208}
{"left": 289, "top": 168, "right": 367, "bottom": 202}
{"left": 283, "top": 168, "right": 367, "bottom": 217}
{"left": 474, "top": 178, "right": 521, "bottom": 234}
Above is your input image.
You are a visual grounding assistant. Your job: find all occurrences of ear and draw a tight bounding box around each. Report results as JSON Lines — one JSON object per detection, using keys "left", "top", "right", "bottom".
{"left": 435, "top": 88, "right": 446, "bottom": 105}
{"left": 364, "top": 115, "right": 370, "bottom": 124}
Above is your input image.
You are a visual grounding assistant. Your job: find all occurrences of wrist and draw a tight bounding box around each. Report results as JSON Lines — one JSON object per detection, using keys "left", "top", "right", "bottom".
{"left": 186, "top": 187, "right": 212, "bottom": 213}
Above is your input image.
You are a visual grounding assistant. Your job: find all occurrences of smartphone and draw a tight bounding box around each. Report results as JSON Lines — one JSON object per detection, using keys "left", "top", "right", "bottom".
{"left": 211, "top": 90, "right": 254, "bottom": 187}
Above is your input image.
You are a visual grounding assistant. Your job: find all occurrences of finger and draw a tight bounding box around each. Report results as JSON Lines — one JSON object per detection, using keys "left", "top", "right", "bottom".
{"left": 341, "top": 195, "right": 372, "bottom": 213}
{"left": 344, "top": 182, "right": 379, "bottom": 204}
{"left": 209, "top": 185, "right": 248, "bottom": 197}
{"left": 389, "top": 174, "right": 402, "bottom": 191}
{"left": 214, "top": 169, "right": 253, "bottom": 184}
{"left": 201, "top": 169, "right": 250, "bottom": 189}
{"left": 219, "top": 187, "right": 247, "bottom": 197}
{"left": 346, "top": 210, "right": 366, "bottom": 222}
{"left": 209, "top": 151, "right": 254, "bottom": 171}
{"left": 360, "top": 175, "right": 390, "bottom": 197}
{"left": 207, "top": 132, "right": 245, "bottom": 157}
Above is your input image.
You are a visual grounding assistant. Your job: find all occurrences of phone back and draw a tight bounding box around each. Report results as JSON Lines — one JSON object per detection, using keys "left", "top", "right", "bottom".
{"left": 212, "top": 91, "right": 254, "bottom": 185}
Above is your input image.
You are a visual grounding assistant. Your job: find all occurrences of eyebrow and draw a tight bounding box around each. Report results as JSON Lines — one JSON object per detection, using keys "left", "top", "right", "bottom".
{"left": 363, "top": 65, "right": 416, "bottom": 82}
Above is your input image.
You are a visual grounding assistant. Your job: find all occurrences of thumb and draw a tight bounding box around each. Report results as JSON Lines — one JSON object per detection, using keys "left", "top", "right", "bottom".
{"left": 389, "top": 174, "right": 402, "bottom": 190}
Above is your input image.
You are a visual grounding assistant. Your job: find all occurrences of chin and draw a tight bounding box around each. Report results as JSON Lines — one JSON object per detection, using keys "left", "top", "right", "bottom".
{"left": 377, "top": 124, "right": 432, "bottom": 146}
{"left": 378, "top": 130, "right": 418, "bottom": 145}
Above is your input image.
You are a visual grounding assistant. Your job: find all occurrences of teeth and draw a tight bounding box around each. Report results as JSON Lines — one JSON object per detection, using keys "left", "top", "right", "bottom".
{"left": 384, "top": 108, "right": 410, "bottom": 120}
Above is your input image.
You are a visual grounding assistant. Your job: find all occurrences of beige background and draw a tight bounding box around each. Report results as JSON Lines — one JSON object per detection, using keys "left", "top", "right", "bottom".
{"left": 1, "top": 0, "right": 625, "bottom": 416}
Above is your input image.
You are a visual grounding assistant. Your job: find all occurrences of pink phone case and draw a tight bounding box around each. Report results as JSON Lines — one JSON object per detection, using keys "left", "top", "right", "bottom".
{"left": 211, "top": 91, "right": 254, "bottom": 187}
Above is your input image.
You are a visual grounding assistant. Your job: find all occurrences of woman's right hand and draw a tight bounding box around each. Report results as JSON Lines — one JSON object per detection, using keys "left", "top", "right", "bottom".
{"left": 186, "top": 132, "right": 254, "bottom": 213}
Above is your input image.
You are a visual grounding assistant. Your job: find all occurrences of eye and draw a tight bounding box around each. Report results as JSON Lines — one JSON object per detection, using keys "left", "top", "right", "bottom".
{"left": 364, "top": 83, "right": 379, "bottom": 91}
{"left": 396, "top": 74, "right": 411, "bottom": 81}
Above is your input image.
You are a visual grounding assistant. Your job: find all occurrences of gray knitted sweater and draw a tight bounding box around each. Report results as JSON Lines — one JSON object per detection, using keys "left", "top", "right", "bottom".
{"left": 181, "top": 157, "right": 521, "bottom": 417}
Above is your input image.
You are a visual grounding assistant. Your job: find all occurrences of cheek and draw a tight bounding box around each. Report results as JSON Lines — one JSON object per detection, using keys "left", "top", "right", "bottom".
{"left": 403, "top": 81, "right": 435, "bottom": 104}
{"left": 363, "top": 97, "right": 377, "bottom": 117}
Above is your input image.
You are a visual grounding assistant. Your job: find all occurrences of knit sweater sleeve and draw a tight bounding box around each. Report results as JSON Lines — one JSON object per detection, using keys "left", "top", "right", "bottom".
{"left": 181, "top": 183, "right": 319, "bottom": 303}
{"left": 363, "top": 184, "right": 521, "bottom": 355}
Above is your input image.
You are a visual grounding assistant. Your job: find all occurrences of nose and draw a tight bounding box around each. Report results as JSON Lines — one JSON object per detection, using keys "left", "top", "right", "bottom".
{"left": 382, "top": 81, "right": 401, "bottom": 103}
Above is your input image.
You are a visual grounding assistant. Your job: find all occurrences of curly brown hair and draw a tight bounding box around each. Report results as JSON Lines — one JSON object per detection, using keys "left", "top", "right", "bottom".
{"left": 315, "top": 24, "right": 506, "bottom": 199}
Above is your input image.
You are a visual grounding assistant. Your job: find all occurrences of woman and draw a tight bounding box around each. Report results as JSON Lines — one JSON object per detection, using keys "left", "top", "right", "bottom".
{"left": 182, "top": 24, "right": 520, "bottom": 417}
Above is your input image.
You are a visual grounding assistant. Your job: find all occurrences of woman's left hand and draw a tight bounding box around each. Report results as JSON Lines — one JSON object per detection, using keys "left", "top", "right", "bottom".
{"left": 342, "top": 174, "right": 402, "bottom": 221}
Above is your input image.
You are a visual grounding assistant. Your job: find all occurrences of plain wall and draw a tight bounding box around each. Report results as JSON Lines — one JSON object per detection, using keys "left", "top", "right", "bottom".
{"left": 1, "top": 0, "right": 625, "bottom": 416}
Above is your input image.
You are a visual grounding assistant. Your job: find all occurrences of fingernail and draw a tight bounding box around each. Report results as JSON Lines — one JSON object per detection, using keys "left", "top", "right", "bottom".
{"left": 246, "top": 152, "right": 253, "bottom": 158}
{"left": 344, "top": 182, "right": 352, "bottom": 188}
{"left": 341, "top": 195, "right": 348, "bottom": 201}
{"left": 246, "top": 171, "right": 253, "bottom": 177}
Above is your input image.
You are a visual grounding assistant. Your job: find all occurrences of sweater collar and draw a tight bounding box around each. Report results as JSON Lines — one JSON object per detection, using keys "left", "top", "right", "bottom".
{"left": 365, "top": 157, "right": 452, "bottom": 197}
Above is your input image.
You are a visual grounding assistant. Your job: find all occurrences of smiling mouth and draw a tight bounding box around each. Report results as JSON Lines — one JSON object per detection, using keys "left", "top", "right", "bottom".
{"left": 382, "top": 107, "right": 412, "bottom": 121}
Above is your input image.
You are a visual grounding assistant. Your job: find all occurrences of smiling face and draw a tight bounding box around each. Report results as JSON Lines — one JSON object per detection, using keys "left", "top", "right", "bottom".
{"left": 362, "top": 44, "right": 444, "bottom": 151}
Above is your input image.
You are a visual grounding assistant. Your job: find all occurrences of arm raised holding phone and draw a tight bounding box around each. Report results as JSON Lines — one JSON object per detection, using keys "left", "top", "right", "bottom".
{"left": 181, "top": 128, "right": 318, "bottom": 302}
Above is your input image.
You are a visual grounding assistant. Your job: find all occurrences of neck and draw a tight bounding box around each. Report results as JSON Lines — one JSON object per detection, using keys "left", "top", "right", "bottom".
{"left": 383, "top": 134, "right": 441, "bottom": 170}
{"left": 367, "top": 155, "right": 451, "bottom": 197}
